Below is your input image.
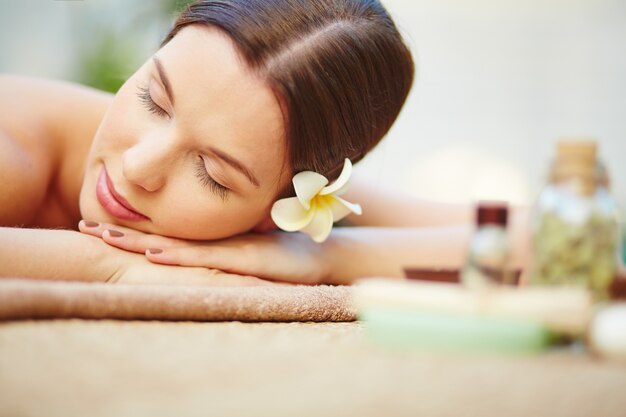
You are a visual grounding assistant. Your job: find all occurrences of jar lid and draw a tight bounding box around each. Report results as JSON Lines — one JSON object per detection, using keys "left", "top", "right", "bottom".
{"left": 554, "top": 140, "right": 597, "bottom": 178}
{"left": 552, "top": 139, "right": 598, "bottom": 195}
{"left": 476, "top": 202, "right": 508, "bottom": 227}
{"left": 557, "top": 140, "right": 596, "bottom": 161}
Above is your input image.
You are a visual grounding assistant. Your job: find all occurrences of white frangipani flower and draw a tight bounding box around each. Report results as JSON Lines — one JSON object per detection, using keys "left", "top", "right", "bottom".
{"left": 271, "top": 158, "right": 362, "bottom": 243}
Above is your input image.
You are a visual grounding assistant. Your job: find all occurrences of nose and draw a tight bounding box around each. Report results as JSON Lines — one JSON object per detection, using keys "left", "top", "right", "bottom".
{"left": 122, "top": 131, "right": 176, "bottom": 192}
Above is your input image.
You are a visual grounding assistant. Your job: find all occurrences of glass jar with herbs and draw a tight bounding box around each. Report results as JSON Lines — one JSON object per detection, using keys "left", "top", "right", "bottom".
{"left": 529, "top": 140, "right": 619, "bottom": 300}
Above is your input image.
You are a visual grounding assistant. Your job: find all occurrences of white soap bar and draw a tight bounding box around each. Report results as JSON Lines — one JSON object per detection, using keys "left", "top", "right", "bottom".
{"left": 590, "top": 304, "right": 626, "bottom": 360}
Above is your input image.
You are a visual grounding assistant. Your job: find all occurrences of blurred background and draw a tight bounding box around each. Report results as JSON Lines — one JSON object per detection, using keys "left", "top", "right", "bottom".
{"left": 0, "top": 0, "right": 625, "bottom": 208}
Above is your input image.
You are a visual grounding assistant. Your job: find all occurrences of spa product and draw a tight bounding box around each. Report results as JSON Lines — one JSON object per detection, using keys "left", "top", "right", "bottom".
{"left": 354, "top": 278, "right": 593, "bottom": 353}
{"left": 461, "top": 202, "right": 511, "bottom": 288}
{"left": 354, "top": 278, "right": 592, "bottom": 337}
{"left": 529, "top": 140, "right": 619, "bottom": 300}
{"left": 360, "top": 308, "right": 553, "bottom": 354}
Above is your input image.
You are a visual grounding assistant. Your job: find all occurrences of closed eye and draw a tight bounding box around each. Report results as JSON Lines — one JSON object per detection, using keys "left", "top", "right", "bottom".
{"left": 137, "top": 84, "right": 169, "bottom": 118}
{"left": 194, "top": 156, "right": 230, "bottom": 202}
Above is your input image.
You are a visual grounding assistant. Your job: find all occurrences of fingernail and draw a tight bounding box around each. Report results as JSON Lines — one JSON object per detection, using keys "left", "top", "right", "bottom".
{"left": 83, "top": 220, "right": 100, "bottom": 228}
{"left": 147, "top": 248, "right": 163, "bottom": 255}
{"left": 107, "top": 230, "right": 124, "bottom": 238}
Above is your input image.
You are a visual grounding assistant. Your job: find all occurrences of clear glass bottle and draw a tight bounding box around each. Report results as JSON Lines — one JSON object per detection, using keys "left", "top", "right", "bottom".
{"left": 529, "top": 140, "right": 619, "bottom": 300}
{"left": 461, "top": 202, "right": 511, "bottom": 289}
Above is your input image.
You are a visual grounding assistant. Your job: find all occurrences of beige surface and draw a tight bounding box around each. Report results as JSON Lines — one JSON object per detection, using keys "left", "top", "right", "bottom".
{"left": 1, "top": 320, "right": 625, "bottom": 417}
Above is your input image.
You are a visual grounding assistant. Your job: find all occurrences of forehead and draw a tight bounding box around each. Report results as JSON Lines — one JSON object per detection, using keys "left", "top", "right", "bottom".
{"left": 156, "top": 25, "right": 288, "bottom": 188}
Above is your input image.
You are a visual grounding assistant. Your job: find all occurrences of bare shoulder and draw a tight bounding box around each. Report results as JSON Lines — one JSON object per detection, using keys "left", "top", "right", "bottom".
{"left": 0, "top": 74, "right": 113, "bottom": 146}
{"left": 0, "top": 74, "right": 113, "bottom": 227}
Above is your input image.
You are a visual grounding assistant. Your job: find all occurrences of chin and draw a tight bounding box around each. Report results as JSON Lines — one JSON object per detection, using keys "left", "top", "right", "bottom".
{"left": 78, "top": 194, "right": 107, "bottom": 225}
{"left": 157, "top": 221, "right": 255, "bottom": 241}
{"left": 78, "top": 182, "right": 96, "bottom": 222}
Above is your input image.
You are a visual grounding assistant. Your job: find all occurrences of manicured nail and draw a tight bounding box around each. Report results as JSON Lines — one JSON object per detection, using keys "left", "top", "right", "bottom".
{"left": 83, "top": 220, "right": 100, "bottom": 228}
{"left": 147, "top": 248, "right": 163, "bottom": 255}
{"left": 107, "top": 230, "right": 124, "bottom": 238}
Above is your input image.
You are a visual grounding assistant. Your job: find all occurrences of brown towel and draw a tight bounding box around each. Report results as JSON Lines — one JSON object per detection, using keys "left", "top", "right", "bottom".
{"left": 0, "top": 278, "right": 356, "bottom": 322}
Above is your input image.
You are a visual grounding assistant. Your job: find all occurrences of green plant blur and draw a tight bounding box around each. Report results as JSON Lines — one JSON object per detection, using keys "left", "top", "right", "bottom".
{"left": 78, "top": 0, "right": 194, "bottom": 93}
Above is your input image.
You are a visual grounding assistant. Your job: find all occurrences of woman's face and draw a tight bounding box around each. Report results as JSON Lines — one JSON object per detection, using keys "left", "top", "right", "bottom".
{"left": 80, "top": 25, "right": 289, "bottom": 240}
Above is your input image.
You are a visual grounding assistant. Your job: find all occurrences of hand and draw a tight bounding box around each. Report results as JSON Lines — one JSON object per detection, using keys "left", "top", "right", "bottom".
{"left": 108, "top": 249, "right": 274, "bottom": 286}
{"left": 90, "top": 233, "right": 273, "bottom": 286}
{"left": 79, "top": 220, "right": 332, "bottom": 285}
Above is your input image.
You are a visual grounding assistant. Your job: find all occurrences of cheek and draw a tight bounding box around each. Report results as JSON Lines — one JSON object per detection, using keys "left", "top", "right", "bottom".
{"left": 96, "top": 91, "right": 144, "bottom": 151}
{"left": 82, "top": 81, "right": 146, "bottom": 176}
{"left": 92, "top": 70, "right": 152, "bottom": 152}
{"left": 150, "top": 191, "right": 269, "bottom": 240}
{"left": 79, "top": 80, "right": 150, "bottom": 221}
{"left": 78, "top": 179, "right": 97, "bottom": 221}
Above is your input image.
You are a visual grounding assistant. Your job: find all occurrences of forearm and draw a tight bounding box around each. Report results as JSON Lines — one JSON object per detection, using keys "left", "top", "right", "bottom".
{"left": 325, "top": 220, "right": 531, "bottom": 285}
{"left": 343, "top": 179, "right": 530, "bottom": 229}
{"left": 0, "top": 227, "right": 115, "bottom": 282}
{"left": 324, "top": 225, "right": 472, "bottom": 284}
{"left": 343, "top": 180, "right": 472, "bottom": 227}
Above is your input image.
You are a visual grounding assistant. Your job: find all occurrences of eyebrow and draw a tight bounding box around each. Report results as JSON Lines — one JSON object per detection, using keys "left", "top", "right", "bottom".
{"left": 152, "top": 56, "right": 175, "bottom": 105}
{"left": 207, "top": 146, "right": 260, "bottom": 188}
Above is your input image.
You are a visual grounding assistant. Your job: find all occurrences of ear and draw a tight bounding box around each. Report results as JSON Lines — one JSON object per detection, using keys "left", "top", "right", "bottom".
{"left": 252, "top": 214, "right": 278, "bottom": 233}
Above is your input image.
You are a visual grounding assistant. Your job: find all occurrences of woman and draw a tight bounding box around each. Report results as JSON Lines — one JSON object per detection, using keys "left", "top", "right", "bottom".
{"left": 0, "top": 0, "right": 529, "bottom": 286}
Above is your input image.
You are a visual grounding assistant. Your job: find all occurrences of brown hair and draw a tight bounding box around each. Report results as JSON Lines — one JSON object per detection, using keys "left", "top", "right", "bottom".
{"left": 162, "top": 0, "right": 414, "bottom": 183}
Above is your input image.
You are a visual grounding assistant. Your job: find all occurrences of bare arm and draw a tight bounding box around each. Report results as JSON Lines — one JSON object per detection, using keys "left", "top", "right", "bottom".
{"left": 342, "top": 179, "right": 473, "bottom": 227}
{"left": 343, "top": 178, "right": 530, "bottom": 228}
{"left": 325, "top": 218, "right": 530, "bottom": 284}
{"left": 323, "top": 225, "right": 472, "bottom": 283}
{"left": 81, "top": 223, "right": 466, "bottom": 285}
{"left": 0, "top": 227, "right": 116, "bottom": 282}
{"left": 0, "top": 226, "right": 276, "bottom": 286}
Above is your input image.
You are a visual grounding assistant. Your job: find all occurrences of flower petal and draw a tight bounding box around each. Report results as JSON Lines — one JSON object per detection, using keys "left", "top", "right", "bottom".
{"left": 300, "top": 199, "right": 334, "bottom": 243}
{"left": 320, "top": 158, "right": 352, "bottom": 196}
{"left": 329, "top": 195, "right": 362, "bottom": 222}
{"left": 293, "top": 171, "right": 328, "bottom": 210}
{"left": 271, "top": 197, "right": 314, "bottom": 232}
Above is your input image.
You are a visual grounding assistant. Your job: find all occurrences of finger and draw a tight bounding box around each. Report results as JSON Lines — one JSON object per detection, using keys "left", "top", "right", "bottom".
{"left": 78, "top": 219, "right": 106, "bottom": 238}
{"left": 145, "top": 242, "right": 315, "bottom": 285}
{"left": 145, "top": 245, "right": 224, "bottom": 267}
{"left": 78, "top": 220, "right": 144, "bottom": 238}
{"left": 101, "top": 229, "right": 182, "bottom": 254}
{"left": 145, "top": 245, "right": 260, "bottom": 276}
{"left": 79, "top": 219, "right": 186, "bottom": 253}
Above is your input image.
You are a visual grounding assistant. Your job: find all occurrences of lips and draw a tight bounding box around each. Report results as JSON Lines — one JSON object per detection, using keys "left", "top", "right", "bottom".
{"left": 96, "top": 167, "right": 149, "bottom": 222}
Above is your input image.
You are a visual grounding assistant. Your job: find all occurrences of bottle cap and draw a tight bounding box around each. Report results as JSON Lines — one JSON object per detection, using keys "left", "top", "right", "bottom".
{"left": 554, "top": 140, "right": 597, "bottom": 177}
{"left": 476, "top": 202, "right": 508, "bottom": 227}
{"left": 557, "top": 140, "right": 597, "bottom": 161}
{"left": 553, "top": 139, "right": 598, "bottom": 195}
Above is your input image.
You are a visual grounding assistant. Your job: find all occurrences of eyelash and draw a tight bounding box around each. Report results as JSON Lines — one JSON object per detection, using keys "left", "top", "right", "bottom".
{"left": 136, "top": 85, "right": 169, "bottom": 118}
{"left": 137, "top": 84, "right": 230, "bottom": 201}
{"left": 194, "top": 156, "right": 230, "bottom": 201}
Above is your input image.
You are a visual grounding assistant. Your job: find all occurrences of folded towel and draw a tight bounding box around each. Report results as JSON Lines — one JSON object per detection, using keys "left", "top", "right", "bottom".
{"left": 0, "top": 279, "right": 356, "bottom": 322}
